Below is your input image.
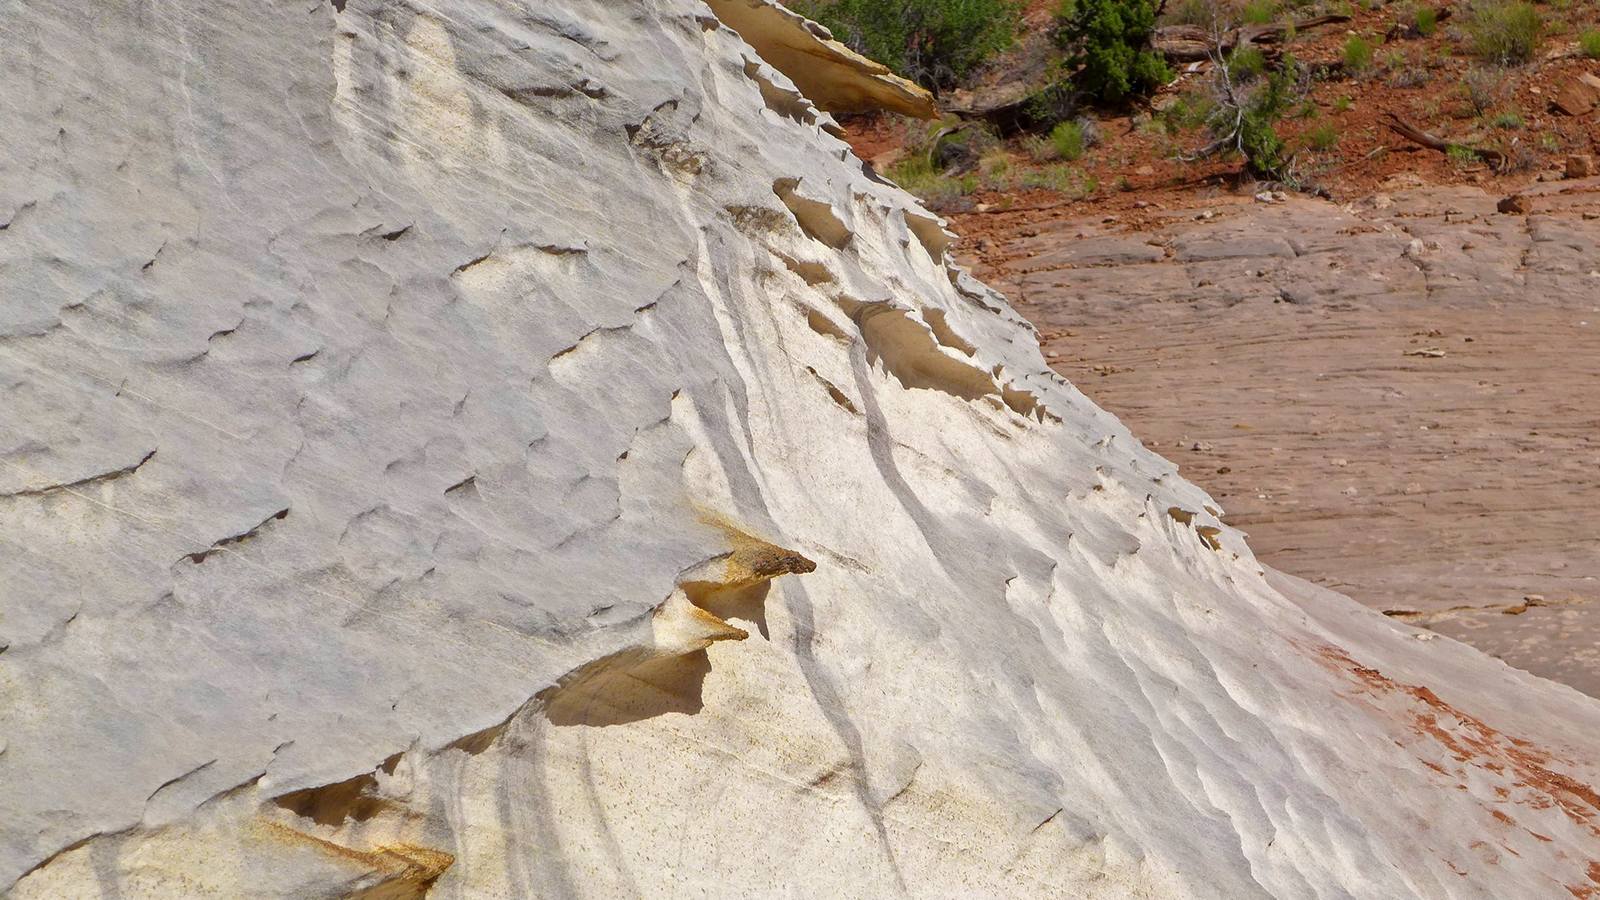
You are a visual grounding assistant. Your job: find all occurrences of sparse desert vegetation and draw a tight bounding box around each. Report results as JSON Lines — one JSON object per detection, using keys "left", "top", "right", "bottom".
{"left": 791, "top": 0, "right": 1599, "bottom": 211}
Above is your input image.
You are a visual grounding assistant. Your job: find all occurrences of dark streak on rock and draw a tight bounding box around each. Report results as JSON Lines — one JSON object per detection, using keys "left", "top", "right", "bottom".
{"left": 10, "top": 825, "right": 139, "bottom": 886}
{"left": 1030, "top": 808, "right": 1064, "bottom": 832}
{"left": 183, "top": 508, "right": 290, "bottom": 565}
{"left": 145, "top": 759, "right": 218, "bottom": 803}
{"left": 451, "top": 250, "right": 493, "bottom": 276}
{"left": 1, "top": 449, "right": 157, "bottom": 498}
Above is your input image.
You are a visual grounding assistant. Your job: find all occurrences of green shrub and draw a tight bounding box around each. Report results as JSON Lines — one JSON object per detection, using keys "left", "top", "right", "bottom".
{"left": 1159, "top": 91, "right": 1217, "bottom": 133}
{"left": 1229, "top": 45, "right": 1268, "bottom": 80}
{"left": 1242, "top": 0, "right": 1278, "bottom": 25}
{"left": 1490, "top": 109, "right": 1524, "bottom": 129}
{"left": 1580, "top": 29, "right": 1600, "bottom": 59}
{"left": 1332, "top": 95, "right": 1353, "bottom": 112}
{"left": 1306, "top": 121, "right": 1339, "bottom": 150}
{"left": 1019, "top": 164, "right": 1097, "bottom": 197}
{"left": 1414, "top": 7, "right": 1438, "bottom": 36}
{"left": 1343, "top": 35, "right": 1374, "bottom": 72}
{"left": 1019, "top": 70, "right": 1081, "bottom": 131}
{"left": 1466, "top": 1, "right": 1542, "bottom": 66}
{"left": 887, "top": 154, "right": 978, "bottom": 206}
{"left": 1235, "top": 56, "right": 1303, "bottom": 178}
{"left": 978, "top": 149, "right": 1012, "bottom": 186}
{"left": 1445, "top": 144, "right": 1479, "bottom": 166}
{"left": 886, "top": 154, "right": 936, "bottom": 192}
{"left": 1189, "top": 51, "right": 1302, "bottom": 179}
{"left": 794, "top": 0, "right": 1022, "bottom": 91}
{"left": 1051, "top": 120, "right": 1087, "bottom": 160}
{"left": 1056, "top": 0, "right": 1171, "bottom": 104}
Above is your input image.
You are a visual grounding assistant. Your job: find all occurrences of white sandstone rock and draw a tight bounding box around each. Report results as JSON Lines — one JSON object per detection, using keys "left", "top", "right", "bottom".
{"left": 1, "top": 1, "right": 1598, "bottom": 897}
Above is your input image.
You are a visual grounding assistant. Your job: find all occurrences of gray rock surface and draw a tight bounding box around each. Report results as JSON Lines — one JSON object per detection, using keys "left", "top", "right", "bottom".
{"left": 966, "top": 185, "right": 1600, "bottom": 699}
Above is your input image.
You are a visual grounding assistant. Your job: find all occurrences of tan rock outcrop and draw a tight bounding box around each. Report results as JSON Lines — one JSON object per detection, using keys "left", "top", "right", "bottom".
{"left": 703, "top": 0, "right": 938, "bottom": 118}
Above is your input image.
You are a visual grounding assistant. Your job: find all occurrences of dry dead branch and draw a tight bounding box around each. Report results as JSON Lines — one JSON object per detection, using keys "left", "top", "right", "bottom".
{"left": 1380, "top": 113, "right": 1508, "bottom": 172}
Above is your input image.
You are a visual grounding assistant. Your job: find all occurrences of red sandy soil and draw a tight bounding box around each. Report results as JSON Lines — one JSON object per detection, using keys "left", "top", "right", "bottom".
{"left": 843, "top": 3, "right": 1600, "bottom": 221}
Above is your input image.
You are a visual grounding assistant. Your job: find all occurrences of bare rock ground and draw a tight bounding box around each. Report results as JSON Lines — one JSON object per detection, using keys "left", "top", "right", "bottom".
{"left": 958, "top": 178, "right": 1600, "bottom": 696}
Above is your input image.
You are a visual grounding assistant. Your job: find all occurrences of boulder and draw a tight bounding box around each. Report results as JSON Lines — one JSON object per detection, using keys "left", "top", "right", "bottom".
{"left": 1498, "top": 194, "right": 1532, "bottom": 214}
{"left": 1550, "top": 72, "right": 1600, "bottom": 116}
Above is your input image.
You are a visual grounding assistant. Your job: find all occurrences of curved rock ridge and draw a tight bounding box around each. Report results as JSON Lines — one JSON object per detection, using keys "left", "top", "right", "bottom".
{"left": 0, "top": 0, "right": 1597, "bottom": 897}
{"left": 703, "top": 0, "right": 939, "bottom": 119}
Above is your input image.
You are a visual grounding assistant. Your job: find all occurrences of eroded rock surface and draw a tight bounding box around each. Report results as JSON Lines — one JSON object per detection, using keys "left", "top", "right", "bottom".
{"left": 962, "top": 182, "right": 1600, "bottom": 697}
{"left": 2, "top": 2, "right": 1599, "bottom": 897}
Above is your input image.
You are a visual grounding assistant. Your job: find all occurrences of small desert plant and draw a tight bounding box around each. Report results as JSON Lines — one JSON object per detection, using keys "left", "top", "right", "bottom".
{"left": 1462, "top": 67, "right": 1505, "bottom": 117}
{"left": 1056, "top": 0, "right": 1172, "bottom": 104}
{"left": 1051, "top": 119, "right": 1088, "bottom": 160}
{"left": 1159, "top": 90, "right": 1217, "bottom": 133}
{"left": 1242, "top": 0, "right": 1278, "bottom": 25}
{"left": 1490, "top": 109, "right": 1524, "bottom": 129}
{"left": 1466, "top": 1, "right": 1542, "bottom": 66}
{"left": 1414, "top": 6, "right": 1438, "bottom": 35}
{"left": 1389, "top": 67, "right": 1431, "bottom": 88}
{"left": 979, "top": 149, "right": 1012, "bottom": 183}
{"left": 1020, "top": 133, "right": 1057, "bottom": 161}
{"left": 1019, "top": 164, "right": 1098, "bottom": 197}
{"left": 1504, "top": 138, "right": 1539, "bottom": 173}
{"left": 1538, "top": 132, "right": 1560, "bottom": 152}
{"left": 1161, "top": 0, "right": 1215, "bottom": 26}
{"left": 1229, "top": 45, "right": 1268, "bottom": 80}
{"left": 1445, "top": 143, "right": 1479, "bottom": 166}
{"left": 887, "top": 152, "right": 934, "bottom": 183}
{"left": 888, "top": 154, "right": 983, "bottom": 206}
{"left": 1343, "top": 35, "right": 1375, "bottom": 72}
{"left": 1306, "top": 121, "right": 1340, "bottom": 150}
{"left": 1580, "top": 29, "right": 1600, "bottom": 59}
{"left": 1332, "top": 95, "right": 1353, "bottom": 112}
